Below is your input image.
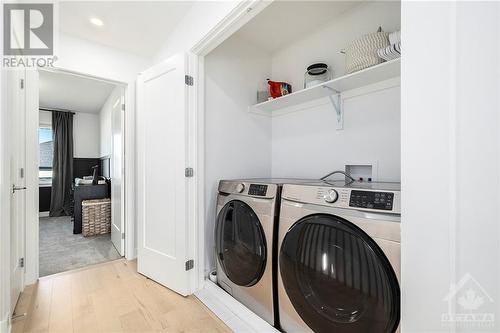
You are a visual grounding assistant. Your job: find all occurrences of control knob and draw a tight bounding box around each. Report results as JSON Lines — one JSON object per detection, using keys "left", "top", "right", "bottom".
{"left": 324, "top": 189, "right": 338, "bottom": 203}
{"left": 236, "top": 183, "right": 245, "bottom": 193}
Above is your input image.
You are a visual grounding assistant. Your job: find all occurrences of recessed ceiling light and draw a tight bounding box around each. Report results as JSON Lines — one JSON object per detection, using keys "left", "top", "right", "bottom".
{"left": 90, "top": 17, "right": 104, "bottom": 27}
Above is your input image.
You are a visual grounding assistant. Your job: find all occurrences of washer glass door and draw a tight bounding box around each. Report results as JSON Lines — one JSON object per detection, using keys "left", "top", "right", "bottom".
{"left": 216, "top": 200, "right": 267, "bottom": 287}
{"left": 280, "top": 214, "right": 400, "bottom": 333}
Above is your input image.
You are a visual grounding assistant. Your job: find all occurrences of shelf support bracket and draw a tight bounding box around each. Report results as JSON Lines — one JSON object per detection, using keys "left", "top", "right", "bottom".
{"left": 323, "top": 86, "right": 343, "bottom": 130}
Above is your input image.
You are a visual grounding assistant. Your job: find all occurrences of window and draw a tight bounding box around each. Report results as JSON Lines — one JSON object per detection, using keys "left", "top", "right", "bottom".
{"left": 39, "top": 126, "right": 53, "bottom": 180}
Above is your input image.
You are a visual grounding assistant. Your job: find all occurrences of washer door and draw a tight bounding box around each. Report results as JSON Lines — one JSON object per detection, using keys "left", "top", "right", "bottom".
{"left": 216, "top": 200, "right": 267, "bottom": 287}
{"left": 280, "top": 214, "right": 400, "bottom": 333}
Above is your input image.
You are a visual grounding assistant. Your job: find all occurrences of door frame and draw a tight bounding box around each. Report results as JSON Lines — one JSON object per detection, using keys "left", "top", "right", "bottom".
{"left": 188, "top": 0, "right": 273, "bottom": 292}
{"left": 25, "top": 66, "right": 131, "bottom": 284}
{"left": 0, "top": 69, "right": 14, "bottom": 332}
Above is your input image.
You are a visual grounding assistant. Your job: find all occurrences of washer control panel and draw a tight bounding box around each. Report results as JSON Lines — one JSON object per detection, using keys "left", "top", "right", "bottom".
{"left": 283, "top": 183, "right": 401, "bottom": 214}
{"left": 248, "top": 184, "right": 268, "bottom": 196}
{"left": 219, "top": 180, "right": 277, "bottom": 199}
{"left": 349, "top": 190, "right": 394, "bottom": 211}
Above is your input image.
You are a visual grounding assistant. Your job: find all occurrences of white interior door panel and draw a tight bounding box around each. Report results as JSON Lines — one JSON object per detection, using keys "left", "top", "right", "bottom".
{"left": 111, "top": 88, "right": 125, "bottom": 256}
{"left": 137, "top": 53, "right": 191, "bottom": 296}
{"left": 8, "top": 69, "right": 26, "bottom": 311}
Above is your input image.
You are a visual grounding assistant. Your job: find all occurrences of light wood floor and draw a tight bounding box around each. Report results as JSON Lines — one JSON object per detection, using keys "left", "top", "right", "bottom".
{"left": 12, "top": 259, "right": 231, "bottom": 333}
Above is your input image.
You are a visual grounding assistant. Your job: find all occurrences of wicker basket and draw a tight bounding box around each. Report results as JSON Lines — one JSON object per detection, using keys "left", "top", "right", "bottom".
{"left": 82, "top": 198, "right": 111, "bottom": 237}
{"left": 344, "top": 28, "right": 390, "bottom": 74}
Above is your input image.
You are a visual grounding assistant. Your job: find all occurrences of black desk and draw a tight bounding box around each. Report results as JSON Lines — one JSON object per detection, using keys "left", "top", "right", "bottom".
{"left": 73, "top": 184, "right": 110, "bottom": 234}
{"left": 39, "top": 185, "right": 51, "bottom": 212}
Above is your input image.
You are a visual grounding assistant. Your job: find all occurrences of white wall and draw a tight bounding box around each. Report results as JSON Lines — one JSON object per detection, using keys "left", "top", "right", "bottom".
{"left": 39, "top": 110, "right": 51, "bottom": 126}
{"left": 270, "top": 1, "right": 401, "bottom": 181}
{"left": 402, "top": 1, "right": 500, "bottom": 332}
{"left": 73, "top": 112, "right": 100, "bottom": 158}
{"left": 205, "top": 36, "right": 272, "bottom": 273}
{"left": 153, "top": 1, "right": 240, "bottom": 62}
{"left": 271, "top": 87, "right": 400, "bottom": 181}
{"left": 454, "top": 5, "right": 500, "bottom": 331}
{"left": 99, "top": 87, "right": 122, "bottom": 157}
{"left": 56, "top": 33, "right": 151, "bottom": 83}
{"left": 40, "top": 110, "right": 100, "bottom": 158}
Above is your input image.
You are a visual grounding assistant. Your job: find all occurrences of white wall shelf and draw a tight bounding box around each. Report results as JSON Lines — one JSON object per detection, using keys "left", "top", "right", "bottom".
{"left": 249, "top": 58, "right": 401, "bottom": 118}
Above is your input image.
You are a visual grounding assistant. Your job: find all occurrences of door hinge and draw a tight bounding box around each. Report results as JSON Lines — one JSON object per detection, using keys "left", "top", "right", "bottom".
{"left": 185, "top": 259, "right": 194, "bottom": 271}
{"left": 185, "top": 75, "right": 193, "bottom": 86}
{"left": 185, "top": 167, "right": 194, "bottom": 177}
{"left": 121, "top": 103, "right": 125, "bottom": 112}
{"left": 20, "top": 168, "right": 24, "bottom": 178}
{"left": 19, "top": 258, "right": 24, "bottom": 268}
{"left": 11, "top": 313, "right": 27, "bottom": 321}
{"left": 121, "top": 233, "right": 125, "bottom": 240}
{"left": 20, "top": 79, "right": 24, "bottom": 89}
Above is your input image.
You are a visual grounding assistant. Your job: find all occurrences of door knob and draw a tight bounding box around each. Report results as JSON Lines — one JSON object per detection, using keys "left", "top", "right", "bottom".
{"left": 12, "top": 185, "right": 26, "bottom": 194}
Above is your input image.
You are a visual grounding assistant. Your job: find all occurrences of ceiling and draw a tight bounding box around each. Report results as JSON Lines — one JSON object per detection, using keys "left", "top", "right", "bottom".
{"left": 39, "top": 70, "right": 117, "bottom": 114}
{"left": 234, "top": 1, "right": 363, "bottom": 54}
{"left": 59, "top": 1, "right": 194, "bottom": 58}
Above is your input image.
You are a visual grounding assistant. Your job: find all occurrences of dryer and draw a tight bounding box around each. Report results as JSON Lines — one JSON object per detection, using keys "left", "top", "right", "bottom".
{"left": 215, "top": 179, "right": 285, "bottom": 326}
{"left": 277, "top": 180, "right": 401, "bottom": 333}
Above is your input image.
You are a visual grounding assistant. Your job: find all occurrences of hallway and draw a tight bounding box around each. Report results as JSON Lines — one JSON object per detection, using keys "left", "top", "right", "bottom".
{"left": 12, "top": 260, "right": 230, "bottom": 333}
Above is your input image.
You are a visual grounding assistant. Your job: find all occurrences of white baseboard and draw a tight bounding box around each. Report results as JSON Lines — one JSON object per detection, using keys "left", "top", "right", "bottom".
{"left": 39, "top": 211, "right": 49, "bottom": 218}
{"left": 195, "top": 280, "right": 278, "bottom": 333}
{"left": 0, "top": 311, "right": 10, "bottom": 333}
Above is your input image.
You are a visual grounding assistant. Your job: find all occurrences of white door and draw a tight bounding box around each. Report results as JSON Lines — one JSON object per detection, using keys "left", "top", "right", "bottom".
{"left": 9, "top": 69, "right": 26, "bottom": 311}
{"left": 137, "top": 53, "right": 193, "bottom": 296}
{"left": 111, "top": 88, "right": 125, "bottom": 255}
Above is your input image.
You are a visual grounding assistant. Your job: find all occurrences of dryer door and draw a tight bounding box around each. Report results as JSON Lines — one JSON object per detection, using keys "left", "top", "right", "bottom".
{"left": 280, "top": 214, "right": 400, "bottom": 333}
{"left": 216, "top": 200, "right": 267, "bottom": 287}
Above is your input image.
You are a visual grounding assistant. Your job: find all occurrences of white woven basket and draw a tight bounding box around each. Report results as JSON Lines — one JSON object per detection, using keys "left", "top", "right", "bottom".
{"left": 344, "top": 30, "right": 389, "bottom": 74}
{"left": 82, "top": 198, "right": 111, "bottom": 237}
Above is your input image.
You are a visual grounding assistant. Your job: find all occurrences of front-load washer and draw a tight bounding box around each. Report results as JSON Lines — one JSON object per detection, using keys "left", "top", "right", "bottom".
{"left": 215, "top": 179, "right": 287, "bottom": 326}
{"left": 277, "top": 180, "right": 401, "bottom": 333}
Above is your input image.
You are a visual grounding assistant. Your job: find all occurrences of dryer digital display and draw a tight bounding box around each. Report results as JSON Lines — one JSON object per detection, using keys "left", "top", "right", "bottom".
{"left": 249, "top": 184, "right": 268, "bottom": 196}
{"left": 349, "top": 190, "right": 394, "bottom": 210}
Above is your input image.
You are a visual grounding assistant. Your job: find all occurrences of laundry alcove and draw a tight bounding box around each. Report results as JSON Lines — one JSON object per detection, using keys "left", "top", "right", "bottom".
{"left": 203, "top": 0, "right": 402, "bottom": 277}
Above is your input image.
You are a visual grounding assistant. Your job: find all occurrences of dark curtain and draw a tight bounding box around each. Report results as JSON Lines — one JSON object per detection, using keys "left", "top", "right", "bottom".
{"left": 50, "top": 111, "right": 74, "bottom": 216}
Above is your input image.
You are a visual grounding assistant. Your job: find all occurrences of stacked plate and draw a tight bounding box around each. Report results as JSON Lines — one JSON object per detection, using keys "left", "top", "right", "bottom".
{"left": 378, "top": 30, "right": 401, "bottom": 61}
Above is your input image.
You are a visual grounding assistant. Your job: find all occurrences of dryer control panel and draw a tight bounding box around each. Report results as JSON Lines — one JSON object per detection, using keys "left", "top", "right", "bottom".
{"left": 282, "top": 183, "right": 401, "bottom": 214}
{"left": 349, "top": 190, "right": 394, "bottom": 211}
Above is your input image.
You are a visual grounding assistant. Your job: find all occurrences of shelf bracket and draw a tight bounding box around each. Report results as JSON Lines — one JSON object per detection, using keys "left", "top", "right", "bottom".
{"left": 323, "top": 86, "right": 343, "bottom": 130}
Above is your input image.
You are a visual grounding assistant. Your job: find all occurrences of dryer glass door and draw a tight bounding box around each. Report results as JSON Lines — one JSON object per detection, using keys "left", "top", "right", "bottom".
{"left": 216, "top": 200, "right": 267, "bottom": 287}
{"left": 280, "top": 214, "right": 400, "bottom": 333}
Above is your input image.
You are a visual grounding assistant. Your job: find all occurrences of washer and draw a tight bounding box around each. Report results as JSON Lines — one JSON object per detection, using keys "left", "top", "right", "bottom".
{"left": 277, "top": 180, "right": 401, "bottom": 333}
{"left": 216, "top": 179, "right": 301, "bottom": 326}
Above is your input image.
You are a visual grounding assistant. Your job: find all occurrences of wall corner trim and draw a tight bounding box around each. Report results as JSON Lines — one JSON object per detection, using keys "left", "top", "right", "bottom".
{"left": 190, "top": 0, "right": 272, "bottom": 56}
